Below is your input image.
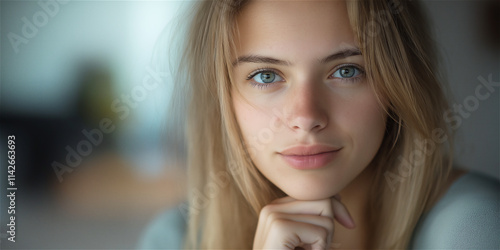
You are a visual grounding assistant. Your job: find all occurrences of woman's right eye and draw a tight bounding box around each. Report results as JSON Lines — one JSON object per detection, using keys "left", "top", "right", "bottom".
{"left": 247, "top": 70, "right": 284, "bottom": 88}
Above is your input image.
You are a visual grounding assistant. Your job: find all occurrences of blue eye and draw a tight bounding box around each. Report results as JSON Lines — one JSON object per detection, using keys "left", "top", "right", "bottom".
{"left": 246, "top": 70, "right": 284, "bottom": 88}
{"left": 251, "top": 71, "right": 283, "bottom": 84}
{"left": 332, "top": 65, "right": 361, "bottom": 79}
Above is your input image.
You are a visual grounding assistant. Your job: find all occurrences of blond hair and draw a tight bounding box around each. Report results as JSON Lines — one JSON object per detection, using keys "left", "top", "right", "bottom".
{"left": 171, "top": 0, "right": 453, "bottom": 248}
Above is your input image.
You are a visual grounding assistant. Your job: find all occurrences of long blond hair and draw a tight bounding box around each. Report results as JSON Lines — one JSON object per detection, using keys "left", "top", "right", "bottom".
{"left": 171, "top": 0, "right": 453, "bottom": 248}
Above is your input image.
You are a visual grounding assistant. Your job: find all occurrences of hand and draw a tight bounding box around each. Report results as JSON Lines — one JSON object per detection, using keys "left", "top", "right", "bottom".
{"left": 253, "top": 195, "right": 355, "bottom": 250}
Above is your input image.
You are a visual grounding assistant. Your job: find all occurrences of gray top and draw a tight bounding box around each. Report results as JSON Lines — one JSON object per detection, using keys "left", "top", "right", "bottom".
{"left": 138, "top": 172, "right": 500, "bottom": 249}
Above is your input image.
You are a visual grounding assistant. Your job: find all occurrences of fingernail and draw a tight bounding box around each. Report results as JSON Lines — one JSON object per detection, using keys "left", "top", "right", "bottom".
{"left": 342, "top": 209, "right": 355, "bottom": 229}
{"left": 348, "top": 216, "right": 356, "bottom": 229}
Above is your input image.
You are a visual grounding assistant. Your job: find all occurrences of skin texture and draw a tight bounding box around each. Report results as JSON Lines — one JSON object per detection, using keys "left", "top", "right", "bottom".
{"left": 230, "top": 0, "right": 388, "bottom": 248}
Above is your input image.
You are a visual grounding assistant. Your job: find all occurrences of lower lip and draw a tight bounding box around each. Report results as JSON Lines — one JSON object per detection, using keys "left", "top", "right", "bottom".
{"left": 279, "top": 150, "right": 340, "bottom": 170}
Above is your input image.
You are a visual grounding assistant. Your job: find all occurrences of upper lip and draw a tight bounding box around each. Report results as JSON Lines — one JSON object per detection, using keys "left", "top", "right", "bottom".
{"left": 279, "top": 144, "right": 342, "bottom": 156}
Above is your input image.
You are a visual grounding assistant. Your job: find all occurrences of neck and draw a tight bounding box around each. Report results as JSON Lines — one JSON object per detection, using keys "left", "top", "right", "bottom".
{"left": 333, "top": 166, "right": 375, "bottom": 248}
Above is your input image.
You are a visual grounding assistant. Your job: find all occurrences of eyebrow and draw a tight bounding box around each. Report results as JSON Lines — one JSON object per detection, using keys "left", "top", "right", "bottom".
{"left": 232, "top": 48, "right": 362, "bottom": 67}
{"left": 319, "top": 48, "right": 362, "bottom": 64}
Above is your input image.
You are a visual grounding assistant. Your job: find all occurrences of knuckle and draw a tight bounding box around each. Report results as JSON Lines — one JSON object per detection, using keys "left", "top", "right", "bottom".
{"left": 267, "top": 211, "right": 281, "bottom": 222}
{"left": 318, "top": 199, "right": 333, "bottom": 215}
{"left": 259, "top": 204, "right": 274, "bottom": 217}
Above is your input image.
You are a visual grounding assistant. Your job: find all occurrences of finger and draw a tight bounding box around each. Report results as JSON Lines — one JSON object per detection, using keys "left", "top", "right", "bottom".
{"left": 259, "top": 200, "right": 333, "bottom": 245}
{"left": 331, "top": 197, "right": 355, "bottom": 229}
{"left": 267, "top": 213, "right": 334, "bottom": 249}
{"left": 269, "top": 219, "right": 329, "bottom": 250}
{"left": 262, "top": 199, "right": 334, "bottom": 218}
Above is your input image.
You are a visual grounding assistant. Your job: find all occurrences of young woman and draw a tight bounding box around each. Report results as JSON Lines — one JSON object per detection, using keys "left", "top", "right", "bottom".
{"left": 139, "top": 0, "right": 499, "bottom": 249}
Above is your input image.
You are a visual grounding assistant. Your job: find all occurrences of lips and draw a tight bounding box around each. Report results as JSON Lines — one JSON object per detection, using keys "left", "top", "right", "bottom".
{"left": 278, "top": 145, "right": 341, "bottom": 170}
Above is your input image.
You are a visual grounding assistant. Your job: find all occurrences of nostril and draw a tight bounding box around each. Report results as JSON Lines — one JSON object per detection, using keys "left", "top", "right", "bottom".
{"left": 289, "top": 117, "right": 327, "bottom": 132}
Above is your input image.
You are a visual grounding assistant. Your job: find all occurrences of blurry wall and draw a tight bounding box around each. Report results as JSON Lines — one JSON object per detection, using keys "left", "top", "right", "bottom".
{"left": 2, "top": 1, "right": 179, "bottom": 115}
{"left": 1, "top": 1, "right": 185, "bottom": 249}
{"left": 1, "top": 0, "right": 183, "bottom": 188}
{"left": 422, "top": 0, "right": 499, "bottom": 179}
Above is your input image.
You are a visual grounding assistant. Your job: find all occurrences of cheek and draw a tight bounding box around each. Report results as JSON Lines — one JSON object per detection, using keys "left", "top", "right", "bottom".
{"left": 335, "top": 90, "right": 387, "bottom": 158}
{"left": 232, "top": 95, "right": 276, "bottom": 156}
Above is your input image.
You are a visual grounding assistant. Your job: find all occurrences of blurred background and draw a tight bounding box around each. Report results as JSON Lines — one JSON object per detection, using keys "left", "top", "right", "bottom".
{"left": 0, "top": 0, "right": 498, "bottom": 249}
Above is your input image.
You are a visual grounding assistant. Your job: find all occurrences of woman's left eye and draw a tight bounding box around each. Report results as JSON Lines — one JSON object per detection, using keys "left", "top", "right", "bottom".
{"left": 249, "top": 70, "right": 284, "bottom": 85}
{"left": 331, "top": 65, "right": 362, "bottom": 79}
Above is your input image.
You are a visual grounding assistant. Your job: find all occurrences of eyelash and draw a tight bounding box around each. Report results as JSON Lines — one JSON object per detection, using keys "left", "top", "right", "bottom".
{"left": 245, "top": 64, "right": 365, "bottom": 89}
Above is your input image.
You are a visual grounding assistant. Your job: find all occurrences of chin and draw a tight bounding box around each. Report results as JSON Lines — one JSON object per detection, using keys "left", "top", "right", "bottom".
{"left": 287, "top": 192, "right": 333, "bottom": 201}
{"left": 279, "top": 180, "right": 341, "bottom": 201}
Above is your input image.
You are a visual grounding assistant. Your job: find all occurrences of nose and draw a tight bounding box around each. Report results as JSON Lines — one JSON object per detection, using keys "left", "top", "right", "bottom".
{"left": 283, "top": 81, "right": 328, "bottom": 133}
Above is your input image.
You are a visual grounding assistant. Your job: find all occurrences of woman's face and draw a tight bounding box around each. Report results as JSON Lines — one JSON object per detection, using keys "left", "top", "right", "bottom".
{"left": 231, "top": 0, "right": 387, "bottom": 200}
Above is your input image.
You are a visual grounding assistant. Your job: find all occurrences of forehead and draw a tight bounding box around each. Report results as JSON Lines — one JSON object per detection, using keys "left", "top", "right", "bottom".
{"left": 234, "top": 0, "right": 355, "bottom": 60}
